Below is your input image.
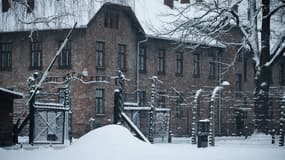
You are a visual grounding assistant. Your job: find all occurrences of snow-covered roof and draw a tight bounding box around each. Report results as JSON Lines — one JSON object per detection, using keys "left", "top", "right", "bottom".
{"left": 0, "top": 87, "right": 23, "bottom": 98}
{"left": 134, "top": 0, "right": 226, "bottom": 48}
{"left": 0, "top": 0, "right": 224, "bottom": 48}
{"left": 0, "top": 0, "right": 134, "bottom": 32}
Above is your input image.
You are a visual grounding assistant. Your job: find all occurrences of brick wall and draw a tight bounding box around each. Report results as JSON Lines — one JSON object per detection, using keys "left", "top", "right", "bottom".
{"left": 0, "top": 4, "right": 284, "bottom": 139}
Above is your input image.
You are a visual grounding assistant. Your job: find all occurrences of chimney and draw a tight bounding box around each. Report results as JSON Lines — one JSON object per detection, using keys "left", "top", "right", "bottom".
{"left": 27, "top": 0, "right": 35, "bottom": 13}
{"left": 181, "top": 0, "right": 190, "bottom": 4}
{"left": 164, "top": 0, "right": 174, "bottom": 9}
{"left": 2, "top": 0, "right": 10, "bottom": 12}
{"left": 232, "top": 4, "right": 238, "bottom": 13}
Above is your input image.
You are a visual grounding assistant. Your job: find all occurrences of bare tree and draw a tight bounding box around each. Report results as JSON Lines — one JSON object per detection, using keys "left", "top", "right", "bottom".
{"left": 159, "top": 0, "right": 285, "bottom": 132}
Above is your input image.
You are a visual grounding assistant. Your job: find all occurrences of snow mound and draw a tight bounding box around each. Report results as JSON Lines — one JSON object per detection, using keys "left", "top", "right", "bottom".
{"left": 72, "top": 124, "right": 148, "bottom": 147}
{"left": 63, "top": 125, "right": 155, "bottom": 160}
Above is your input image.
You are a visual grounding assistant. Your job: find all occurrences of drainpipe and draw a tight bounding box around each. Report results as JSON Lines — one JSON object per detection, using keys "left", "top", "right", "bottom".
{"left": 136, "top": 36, "right": 148, "bottom": 104}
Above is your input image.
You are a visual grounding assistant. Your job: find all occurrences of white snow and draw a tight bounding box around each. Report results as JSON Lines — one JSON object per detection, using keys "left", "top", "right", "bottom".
{"left": 0, "top": 0, "right": 225, "bottom": 48}
{"left": 124, "top": 102, "right": 139, "bottom": 106}
{"left": 199, "top": 119, "right": 210, "bottom": 122}
{"left": 121, "top": 112, "right": 150, "bottom": 143}
{"left": 1, "top": 125, "right": 284, "bottom": 160}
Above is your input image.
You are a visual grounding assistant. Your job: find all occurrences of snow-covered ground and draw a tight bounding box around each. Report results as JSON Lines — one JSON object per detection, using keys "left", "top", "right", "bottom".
{"left": 0, "top": 125, "right": 284, "bottom": 160}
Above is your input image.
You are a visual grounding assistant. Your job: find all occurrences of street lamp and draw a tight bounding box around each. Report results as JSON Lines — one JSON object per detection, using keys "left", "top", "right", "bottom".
{"left": 209, "top": 81, "right": 230, "bottom": 146}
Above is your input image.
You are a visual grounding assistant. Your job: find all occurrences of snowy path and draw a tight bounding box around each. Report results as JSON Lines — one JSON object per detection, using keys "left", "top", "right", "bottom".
{"left": 0, "top": 125, "right": 284, "bottom": 160}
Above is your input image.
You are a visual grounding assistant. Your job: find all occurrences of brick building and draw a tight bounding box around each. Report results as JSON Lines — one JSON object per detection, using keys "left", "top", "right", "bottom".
{"left": 0, "top": 0, "right": 284, "bottom": 140}
{"left": 0, "top": 88, "right": 23, "bottom": 146}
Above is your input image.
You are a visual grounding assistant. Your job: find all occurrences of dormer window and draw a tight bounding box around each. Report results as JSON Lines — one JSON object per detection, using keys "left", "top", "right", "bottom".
{"left": 104, "top": 11, "right": 119, "bottom": 29}
{"left": 2, "top": 0, "right": 34, "bottom": 13}
{"left": 181, "top": 0, "right": 190, "bottom": 3}
{"left": 164, "top": 0, "right": 174, "bottom": 9}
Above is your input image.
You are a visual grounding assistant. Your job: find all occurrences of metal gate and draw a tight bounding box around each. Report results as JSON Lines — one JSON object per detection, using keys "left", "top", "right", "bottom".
{"left": 32, "top": 87, "right": 71, "bottom": 144}
{"left": 33, "top": 103, "right": 69, "bottom": 144}
{"left": 153, "top": 108, "right": 170, "bottom": 143}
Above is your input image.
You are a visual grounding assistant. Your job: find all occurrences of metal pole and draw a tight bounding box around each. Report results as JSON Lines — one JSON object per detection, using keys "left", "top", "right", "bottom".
{"left": 209, "top": 100, "right": 215, "bottom": 146}
{"left": 218, "top": 51, "right": 222, "bottom": 136}
{"left": 118, "top": 70, "right": 125, "bottom": 121}
{"left": 279, "top": 94, "right": 285, "bottom": 146}
{"left": 192, "top": 89, "right": 203, "bottom": 144}
{"left": 149, "top": 77, "right": 157, "bottom": 143}
{"left": 28, "top": 95, "right": 35, "bottom": 144}
{"left": 209, "top": 86, "right": 224, "bottom": 146}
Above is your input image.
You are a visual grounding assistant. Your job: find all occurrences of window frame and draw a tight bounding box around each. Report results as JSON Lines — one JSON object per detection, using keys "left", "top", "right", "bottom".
{"left": 193, "top": 53, "right": 200, "bottom": 78}
{"left": 139, "top": 46, "right": 146, "bottom": 73}
{"left": 30, "top": 41, "right": 43, "bottom": 70}
{"left": 138, "top": 90, "right": 147, "bottom": 118}
{"left": 235, "top": 73, "right": 242, "bottom": 97}
{"left": 58, "top": 40, "right": 71, "bottom": 69}
{"left": 104, "top": 11, "right": 119, "bottom": 29}
{"left": 176, "top": 51, "right": 183, "bottom": 76}
{"left": 158, "top": 92, "right": 166, "bottom": 108}
{"left": 95, "top": 88, "right": 105, "bottom": 115}
{"left": 243, "top": 55, "right": 248, "bottom": 82}
{"left": 157, "top": 49, "right": 166, "bottom": 75}
{"left": 208, "top": 53, "right": 216, "bottom": 79}
{"left": 96, "top": 41, "right": 105, "bottom": 70}
{"left": 0, "top": 42, "right": 12, "bottom": 71}
{"left": 176, "top": 93, "right": 184, "bottom": 118}
{"left": 118, "top": 44, "right": 127, "bottom": 71}
{"left": 279, "top": 63, "right": 285, "bottom": 86}
{"left": 138, "top": 90, "right": 146, "bottom": 107}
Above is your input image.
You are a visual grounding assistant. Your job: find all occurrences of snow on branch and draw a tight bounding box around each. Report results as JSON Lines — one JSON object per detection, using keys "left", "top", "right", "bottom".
{"left": 265, "top": 35, "right": 285, "bottom": 67}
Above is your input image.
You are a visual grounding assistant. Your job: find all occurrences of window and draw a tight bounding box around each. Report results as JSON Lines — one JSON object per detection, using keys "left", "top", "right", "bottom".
{"left": 279, "top": 63, "right": 285, "bottom": 86}
{"left": 268, "top": 98, "right": 273, "bottom": 119}
{"left": 243, "top": 56, "right": 248, "bottom": 81}
{"left": 104, "top": 11, "right": 119, "bottom": 29}
{"left": 157, "top": 49, "right": 165, "bottom": 74}
{"left": 96, "top": 89, "right": 105, "bottom": 115}
{"left": 193, "top": 53, "right": 200, "bottom": 78}
{"left": 138, "top": 91, "right": 146, "bottom": 107}
{"left": 176, "top": 93, "right": 184, "bottom": 118}
{"left": 235, "top": 73, "right": 242, "bottom": 97}
{"left": 138, "top": 91, "right": 147, "bottom": 118}
{"left": 209, "top": 53, "right": 216, "bottom": 79}
{"left": 0, "top": 42, "right": 12, "bottom": 70}
{"left": 30, "top": 41, "right": 42, "bottom": 70}
{"left": 176, "top": 52, "right": 183, "bottom": 76}
{"left": 58, "top": 41, "right": 71, "bottom": 69}
{"left": 139, "top": 46, "right": 146, "bottom": 72}
{"left": 158, "top": 92, "right": 166, "bottom": 108}
{"left": 118, "top": 44, "right": 126, "bottom": 71}
{"left": 96, "top": 41, "right": 105, "bottom": 69}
